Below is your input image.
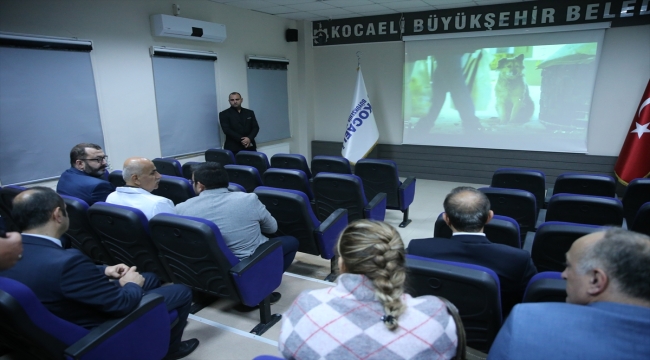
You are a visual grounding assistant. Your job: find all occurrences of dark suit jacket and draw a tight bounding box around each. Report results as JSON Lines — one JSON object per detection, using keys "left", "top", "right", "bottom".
{"left": 0, "top": 235, "right": 143, "bottom": 329}
{"left": 219, "top": 107, "right": 259, "bottom": 154}
{"left": 407, "top": 234, "right": 537, "bottom": 315}
{"left": 56, "top": 167, "right": 114, "bottom": 205}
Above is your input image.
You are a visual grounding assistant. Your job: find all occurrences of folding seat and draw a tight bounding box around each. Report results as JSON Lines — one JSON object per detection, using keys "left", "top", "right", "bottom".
{"left": 0, "top": 277, "right": 171, "bottom": 360}
{"left": 152, "top": 157, "right": 183, "bottom": 177}
{"left": 235, "top": 151, "right": 270, "bottom": 176}
{"left": 522, "top": 272, "right": 566, "bottom": 303}
{"left": 491, "top": 168, "right": 546, "bottom": 209}
{"left": 538, "top": 194, "right": 624, "bottom": 227}
{"left": 254, "top": 187, "right": 348, "bottom": 281}
{"left": 88, "top": 203, "right": 170, "bottom": 282}
{"left": 60, "top": 195, "right": 114, "bottom": 265}
{"left": 406, "top": 255, "right": 502, "bottom": 352}
{"left": 312, "top": 173, "right": 386, "bottom": 223}
{"left": 622, "top": 178, "right": 650, "bottom": 225}
{"left": 524, "top": 222, "right": 601, "bottom": 272}
{"left": 354, "top": 159, "right": 416, "bottom": 228}
{"left": 479, "top": 187, "right": 537, "bottom": 238}
{"left": 181, "top": 161, "right": 202, "bottom": 180}
{"left": 151, "top": 175, "right": 195, "bottom": 205}
{"left": 310, "top": 155, "right": 352, "bottom": 176}
{"left": 262, "top": 168, "right": 314, "bottom": 201}
{"left": 205, "top": 148, "right": 235, "bottom": 166}
{"left": 270, "top": 153, "right": 312, "bottom": 179}
{"left": 0, "top": 185, "right": 26, "bottom": 232}
{"left": 433, "top": 213, "right": 521, "bottom": 248}
{"left": 629, "top": 202, "right": 650, "bottom": 236}
{"left": 149, "top": 213, "right": 284, "bottom": 335}
{"left": 548, "top": 173, "right": 616, "bottom": 199}
{"left": 228, "top": 182, "right": 246, "bottom": 192}
{"left": 224, "top": 164, "right": 263, "bottom": 193}
{"left": 108, "top": 170, "right": 126, "bottom": 188}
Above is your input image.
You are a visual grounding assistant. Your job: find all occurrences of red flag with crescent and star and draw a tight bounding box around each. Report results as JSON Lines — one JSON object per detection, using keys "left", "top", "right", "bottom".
{"left": 614, "top": 79, "right": 650, "bottom": 185}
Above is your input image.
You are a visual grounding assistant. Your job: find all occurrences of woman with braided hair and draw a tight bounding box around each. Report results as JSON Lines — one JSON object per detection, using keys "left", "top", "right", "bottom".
{"left": 278, "top": 220, "right": 459, "bottom": 360}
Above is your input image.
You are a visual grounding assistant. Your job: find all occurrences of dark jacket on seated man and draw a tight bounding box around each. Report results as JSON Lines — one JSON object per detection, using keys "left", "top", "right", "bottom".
{"left": 56, "top": 143, "right": 114, "bottom": 205}
{"left": 407, "top": 186, "right": 537, "bottom": 316}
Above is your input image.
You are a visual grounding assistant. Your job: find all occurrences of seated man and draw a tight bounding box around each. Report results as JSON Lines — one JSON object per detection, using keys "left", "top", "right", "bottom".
{"left": 0, "top": 187, "right": 198, "bottom": 359}
{"left": 175, "top": 162, "right": 299, "bottom": 302}
{"left": 408, "top": 186, "right": 537, "bottom": 316}
{"left": 106, "top": 157, "right": 175, "bottom": 219}
{"left": 488, "top": 228, "right": 650, "bottom": 359}
{"left": 56, "top": 143, "right": 114, "bottom": 205}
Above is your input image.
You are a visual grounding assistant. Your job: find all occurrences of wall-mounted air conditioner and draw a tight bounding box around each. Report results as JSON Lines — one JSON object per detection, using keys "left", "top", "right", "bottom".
{"left": 150, "top": 14, "right": 226, "bottom": 43}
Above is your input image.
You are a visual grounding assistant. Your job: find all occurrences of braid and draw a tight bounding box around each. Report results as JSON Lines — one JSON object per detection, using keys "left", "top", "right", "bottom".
{"left": 338, "top": 220, "right": 407, "bottom": 331}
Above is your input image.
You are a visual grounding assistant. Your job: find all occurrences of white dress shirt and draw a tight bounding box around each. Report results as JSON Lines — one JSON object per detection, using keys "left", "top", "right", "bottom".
{"left": 105, "top": 186, "right": 175, "bottom": 220}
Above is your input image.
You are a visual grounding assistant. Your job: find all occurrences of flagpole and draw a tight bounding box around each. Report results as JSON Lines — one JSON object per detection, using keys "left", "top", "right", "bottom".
{"left": 356, "top": 51, "right": 361, "bottom": 70}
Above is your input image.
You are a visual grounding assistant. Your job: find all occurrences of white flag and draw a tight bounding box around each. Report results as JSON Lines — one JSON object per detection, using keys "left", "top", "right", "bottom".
{"left": 342, "top": 68, "right": 379, "bottom": 164}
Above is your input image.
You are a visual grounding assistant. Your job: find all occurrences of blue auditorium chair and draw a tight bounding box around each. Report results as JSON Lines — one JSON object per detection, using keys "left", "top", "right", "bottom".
{"left": 491, "top": 168, "right": 546, "bottom": 210}
{"left": 524, "top": 221, "right": 601, "bottom": 272}
{"left": 479, "top": 187, "right": 537, "bottom": 239}
{"left": 313, "top": 173, "right": 386, "bottom": 223}
{"left": 108, "top": 170, "right": 126, "bottom": 188}
{"left": 354, "top": 159, "right": 416, "bottom": 228}
{"left": 60, "top": 195, "right": 114, "bottom": 265}
{"left": 545, "top": 173, "right": 616, "bottom": 206}
{"left": 224, "top": 164, "right": 263, "bottom": 193}
{"left": 522, "top": 272, "right": 566, "bottom": 303}
{"left": 630, "top": 202, "right": 650, "bottom": 236}
{"left": 254, "top": 187, "right": 348, "bottom": 281}
{"left": 433, "top": 213, "right": 521, "bottom": 248}
{"left": 262, "top": 168, "right": 314, "bottom": 201}
{"left": 228, "top": 182, "right": 246, "bottom": 192}
{"left": 205, "top": 148, "right": 236, "bottom": 166}
{"left": 622, "top": 178, "right": 650, "bottom": 225}
{"left": 88, "top": 202, "right": 170, "bottom": 282}
{"left": 310, "top": 155, "right": 352, "bottom": 176}
{"left": 0, "top": 277, "right": 171, "bottom": 360}
{"left": 148, "top": 214, "right": 284, "bottom": 335}
{"left": 270, "top": 153, "right": 312, "bottom": 179}
{"left": 151, "top": 175, "right": 195, "bottom": 205}
{"left": 181, "top": 161, "right": 202, "bottom": 180}
{"left": 235, "top": 151, "right": 270, "bottom": 176}
{"left": 152, "top": 157, "right": 183, "bottom": 177}
{"left": 406, "top": 255, "right": 502, "bottom": 352}
{"left": 0, "top": 185, "right": 26, "bottom": 233}
{"left": 538, "top": 194, "right": 624, "bottom": 228}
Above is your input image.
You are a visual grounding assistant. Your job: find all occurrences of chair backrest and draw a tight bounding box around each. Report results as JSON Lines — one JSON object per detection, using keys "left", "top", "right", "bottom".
{"left": 151, "top": 175, "right": 195, "bottom": 205}
{"left": 228, "top": 182, "right": 246, "bottom": 192}
{"left": 354, "top": 159, "right": 401, "bottom": 209}
{"left": 88, "top": 202, "right": 170, "bottom": 282}
{"left": 552, "top": 173, "right": 616, "bottom": 198}
{"left": 270, "top": 153, "right": 312, "bottom": 178}
{"left": 181, "top": 161, "right": 202, "bottom": 180}
{"left": 235, "top": 151, "right": 270, "bottom": 175}
{"left": 61, "top": 195, "right": 114, "bottom": 265}
{"left": 622, "top": 178, "right": 650, "bottom": 225}
{"left": 254, "top": 187, "right": 323, "bottom": 257}
{"left": 313, "top": 173, "right": 367, "bottom": 222}
{"left": 479, "top": 187, "right": 537, "bottom": 235}
{"left": 630, "top": 202, "right": 650, "bottom": 236}
{"left": 152, "top": 157, "right": 183, "bottom": 177}
{"left": 491, "top": 168, "right": 546, "bottom": 208}
{"left": 108, "top": 170, "right": 126, "bottom": 188}
{"left": 531, "top": 221, "right": 602, "bottom": 272}
{"left": 433, "top": 213, "right": 521, "bottom": 248}
{"left": 522, "top": 272, "right": 567, "bottom": 303}
{"left": 546, "top": 194, "right": 623, "bottom": 226}
{"left": 262, "top": 169, "right": 314, "bottom": 200}
{"left": 311, "top": 155, "right": 352, "bottom": 176}
{"left": 0, "top": 185, "right": 26, "bottom": 232}
{"left": 406, "top": 255, "right": 502, "bottom": 352}
{"left": 205, "top": 148, "right": 236, "bottom": 165}
{"left": 224, "top": 165, "right": 263, "bottom": 193}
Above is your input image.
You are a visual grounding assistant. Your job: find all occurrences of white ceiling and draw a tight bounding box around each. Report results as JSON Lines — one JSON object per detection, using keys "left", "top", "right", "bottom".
{"left": 208, "top": 0, "right": 535, "bottom": 21}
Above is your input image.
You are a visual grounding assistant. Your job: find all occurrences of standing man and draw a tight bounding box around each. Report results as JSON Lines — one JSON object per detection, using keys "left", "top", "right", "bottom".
{"left": 219, "top": 92, "right": 259, "bottom": 154}
{"left": 56, "top": 143, "right": 114, "bottom": 205}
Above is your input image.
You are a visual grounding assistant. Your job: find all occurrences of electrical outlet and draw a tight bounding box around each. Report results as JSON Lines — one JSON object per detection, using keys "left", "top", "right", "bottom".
{"left": 172, "top": 4, "right": 181, "bottom": 16}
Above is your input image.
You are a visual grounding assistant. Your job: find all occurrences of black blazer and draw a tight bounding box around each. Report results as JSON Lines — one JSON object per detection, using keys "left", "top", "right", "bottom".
{"left": 407, "top": 234, "right": 538, "bottom": 316}
{"left": 219, "top": 107, "right": 260, "bottom": 154}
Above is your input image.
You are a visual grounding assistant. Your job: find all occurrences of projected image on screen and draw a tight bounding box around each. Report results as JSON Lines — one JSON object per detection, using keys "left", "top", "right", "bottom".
{"left": 403, "top": 30, "right": 604, "bottom": 153}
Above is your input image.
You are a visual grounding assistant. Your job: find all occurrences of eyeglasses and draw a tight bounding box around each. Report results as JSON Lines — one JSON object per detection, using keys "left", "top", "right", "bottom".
{"left": 80, "top": 156, "right": 108, "bottom": 163}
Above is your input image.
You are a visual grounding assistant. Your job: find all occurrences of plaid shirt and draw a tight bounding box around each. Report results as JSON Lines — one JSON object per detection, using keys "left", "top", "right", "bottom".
{"left": 279, "top": 273, "right": 458, "bottom": 360}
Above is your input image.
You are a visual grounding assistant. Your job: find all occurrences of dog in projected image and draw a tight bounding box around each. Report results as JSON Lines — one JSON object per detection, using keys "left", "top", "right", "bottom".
{"left": 494, "top": 54, "right": 534, "bottom": 124}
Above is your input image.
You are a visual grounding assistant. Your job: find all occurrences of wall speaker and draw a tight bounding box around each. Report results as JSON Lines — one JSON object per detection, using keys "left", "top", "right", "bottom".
{"left": 285, "top": 29, "right": 298, "bottom": 42}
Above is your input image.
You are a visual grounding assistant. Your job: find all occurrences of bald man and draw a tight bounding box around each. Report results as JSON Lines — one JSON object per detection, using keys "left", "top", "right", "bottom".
{"left": 488, "top": 228, "right": 650, "bottom": 359}
{"left": 105, "top": 157, "right": 175, "bottom": 219}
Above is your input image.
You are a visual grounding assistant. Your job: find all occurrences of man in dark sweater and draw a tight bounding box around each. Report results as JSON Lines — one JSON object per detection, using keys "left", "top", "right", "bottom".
{"left": 219, "top": 92, "right": 260, "bottom": 154}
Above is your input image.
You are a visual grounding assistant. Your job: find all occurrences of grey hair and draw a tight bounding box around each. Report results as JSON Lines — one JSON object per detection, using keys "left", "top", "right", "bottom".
{"left": 122, "top": 159, "right": 146, "bottom": 182}
{"left": 578, "top": 228, "right": 650, "bottom": 302}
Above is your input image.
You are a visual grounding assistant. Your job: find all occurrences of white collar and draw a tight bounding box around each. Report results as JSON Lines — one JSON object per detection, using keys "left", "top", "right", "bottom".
{"left": 452, "top": 232, "right": 486, "bottom": 237}
{"left": 23, "top": 233, "right": 63, "bottom": 247}
{"left": 116, "top": 186, "right": 151, "bottom": 195}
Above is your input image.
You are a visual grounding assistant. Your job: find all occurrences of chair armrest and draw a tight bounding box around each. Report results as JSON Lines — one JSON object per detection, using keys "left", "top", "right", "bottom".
{"left": 230, "top": 239, "right": 284, "bottom": 307}
{"left": 523, "top": 231, "right": 536, "bottom": 253}
{"left": 65, "top": 294, "right": 169, "bottom": 360}
{"left": 230, "top": 239, "right": 282, "bottom": 275}
{"left": 315, "top": 209, "right": 348, "bottom": 259}
{"left": 365, "top": 192, "right": 387, "bottom": 221}
{"left": 398, "top": 177, "right": 416, "bottom": 210}
{"left": 544, "top": 187, "right": 553, "bottom": 208}
{"left": 535, "top": 209, "right": 547, "bottom": 229}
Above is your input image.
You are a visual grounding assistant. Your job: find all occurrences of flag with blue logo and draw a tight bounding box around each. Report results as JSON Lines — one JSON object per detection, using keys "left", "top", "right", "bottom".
{"left": 342, "top": 68, "right": 379, "bottom": 164}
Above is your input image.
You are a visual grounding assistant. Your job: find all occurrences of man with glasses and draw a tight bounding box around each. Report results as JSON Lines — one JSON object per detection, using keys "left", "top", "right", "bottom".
{"left": 57, "top": 143, "right": 114, "bottom": 205}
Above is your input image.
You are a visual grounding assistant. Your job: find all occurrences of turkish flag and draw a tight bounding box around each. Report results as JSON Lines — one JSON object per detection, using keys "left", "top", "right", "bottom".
{"left": 614, "top": 79, "right": 650, "bottom": 185}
